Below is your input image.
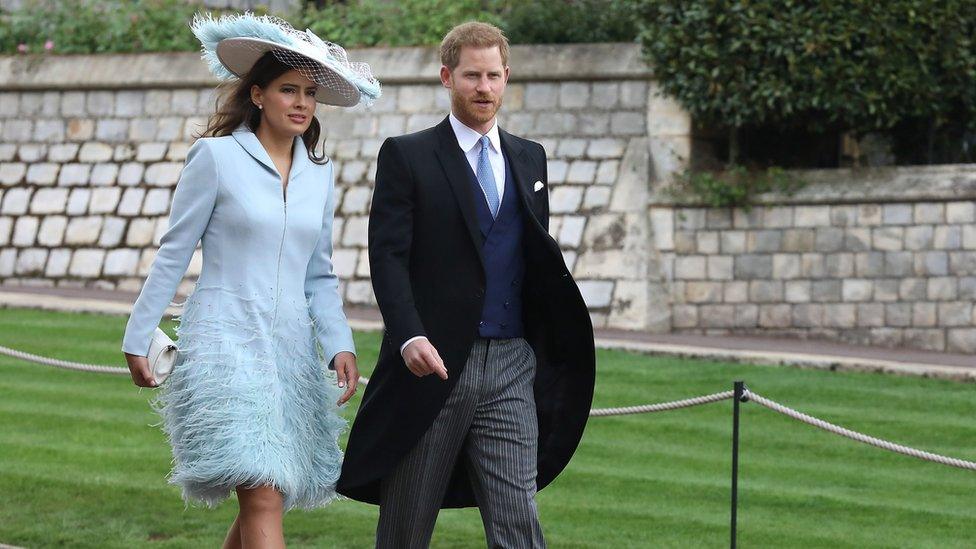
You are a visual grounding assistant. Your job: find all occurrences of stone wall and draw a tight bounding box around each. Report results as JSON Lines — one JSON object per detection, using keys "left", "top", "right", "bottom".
{"left": 0, "top": 44, "right": 686, "bottom": 335}
{"left": 652, "top": 166, "right": 976, "bottom": 353}
{"left": 2, "top": 44, "right": 974, "bottom": 353}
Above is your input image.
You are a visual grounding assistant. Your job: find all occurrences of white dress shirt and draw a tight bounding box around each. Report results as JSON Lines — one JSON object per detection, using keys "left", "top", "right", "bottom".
{"left": 400, "top": 114, "right": 506, "bottom": 356}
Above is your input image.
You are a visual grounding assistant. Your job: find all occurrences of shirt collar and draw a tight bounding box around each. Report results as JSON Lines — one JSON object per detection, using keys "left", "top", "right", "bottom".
{"left": 449, "top": 112, "right": 501, "bottom": 155}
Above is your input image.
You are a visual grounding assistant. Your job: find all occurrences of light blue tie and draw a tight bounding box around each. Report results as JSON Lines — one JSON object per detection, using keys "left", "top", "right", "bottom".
{"left": 476, "top": 135, "right": 500, "bottom": 218}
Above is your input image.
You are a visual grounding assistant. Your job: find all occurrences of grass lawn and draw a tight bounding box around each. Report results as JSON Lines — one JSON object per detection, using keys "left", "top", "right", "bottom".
{"left": 1, "top": 307, "right": 975, "bottom": 548}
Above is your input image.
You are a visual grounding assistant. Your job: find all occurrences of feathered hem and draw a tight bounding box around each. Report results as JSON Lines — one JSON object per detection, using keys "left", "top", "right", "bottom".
{"left": 152, "top": 285, "right": 346, "bottom": 511}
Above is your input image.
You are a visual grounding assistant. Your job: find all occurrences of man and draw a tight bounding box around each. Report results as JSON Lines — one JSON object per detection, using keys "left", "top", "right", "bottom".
{"left": 337, "top": 22, "right": 595, "bottom": 548}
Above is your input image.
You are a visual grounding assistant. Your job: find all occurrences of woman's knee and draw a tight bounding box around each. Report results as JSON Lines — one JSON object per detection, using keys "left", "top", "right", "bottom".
{"left": 237, "top": 485, "right": 284, "bottom": 515}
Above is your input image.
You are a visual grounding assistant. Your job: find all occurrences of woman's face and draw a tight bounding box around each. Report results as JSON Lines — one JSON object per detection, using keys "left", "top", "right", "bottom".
{"left": 251, "top": 69, "right": 317, "bottom": 137}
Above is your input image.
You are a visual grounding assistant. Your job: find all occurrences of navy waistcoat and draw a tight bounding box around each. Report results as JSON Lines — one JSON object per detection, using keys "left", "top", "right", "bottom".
{"left": 467, "top": 151, "right": 525, "bottom": 338}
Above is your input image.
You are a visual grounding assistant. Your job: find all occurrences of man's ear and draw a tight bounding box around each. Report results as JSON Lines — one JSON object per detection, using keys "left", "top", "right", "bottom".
{"left": 439, "top": 65, "right": 453, "bottom": 89}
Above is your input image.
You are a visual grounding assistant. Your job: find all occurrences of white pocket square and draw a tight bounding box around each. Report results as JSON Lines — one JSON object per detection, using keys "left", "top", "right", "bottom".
{"left": 533, "top": 181, "right": 545, "bottom": 192}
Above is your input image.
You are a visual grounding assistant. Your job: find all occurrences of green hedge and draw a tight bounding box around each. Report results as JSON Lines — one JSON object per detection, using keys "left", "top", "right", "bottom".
{"left": 0, "top": 0, "right": 640, "bottom": 54}
{"left": 637, "top": 0, "right": 976, "bottom": 165}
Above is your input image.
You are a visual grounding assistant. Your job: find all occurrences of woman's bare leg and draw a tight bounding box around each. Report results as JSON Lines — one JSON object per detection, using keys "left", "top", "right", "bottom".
{"left": 236, "top": 485, "right": 286, "bottom": 549}
{"left": 221, "top": 513, "right": 242, "bottom": 549}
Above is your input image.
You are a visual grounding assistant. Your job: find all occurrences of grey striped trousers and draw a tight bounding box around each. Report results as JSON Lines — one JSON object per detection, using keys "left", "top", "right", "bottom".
{"left": 376, "top": 337, "right": 546, "bottom": 549}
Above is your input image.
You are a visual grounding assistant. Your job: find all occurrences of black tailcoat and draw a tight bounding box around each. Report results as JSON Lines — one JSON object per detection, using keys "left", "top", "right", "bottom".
{"left": 337, "top": 117, "right": 595, "bottom": 507}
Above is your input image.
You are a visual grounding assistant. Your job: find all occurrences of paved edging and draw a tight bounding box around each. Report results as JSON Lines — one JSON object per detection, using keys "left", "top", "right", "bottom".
{"left": 1, "top": 290, "right": 972, "bottom": 382}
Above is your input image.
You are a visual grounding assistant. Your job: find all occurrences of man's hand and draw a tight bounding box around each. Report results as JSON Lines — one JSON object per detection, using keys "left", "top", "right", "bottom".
{"left": 401, "top": 338, "right": 448, "bottom": 380}
{"left": 124, "top": 352, "right": 157, "bottom": 388}
{"left": 334, "top": 351, "right": 359, "bottom": 405}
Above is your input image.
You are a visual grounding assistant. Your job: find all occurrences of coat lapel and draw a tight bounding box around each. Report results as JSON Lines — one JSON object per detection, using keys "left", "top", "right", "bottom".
{"left": 433, "top": 117, "right": 485, "bottom": 268}
{"left": 499, "top": 129, "right": 544, "bottom": 230}
{"left": 231, "top": 125, "right": 312, "bottom": 182}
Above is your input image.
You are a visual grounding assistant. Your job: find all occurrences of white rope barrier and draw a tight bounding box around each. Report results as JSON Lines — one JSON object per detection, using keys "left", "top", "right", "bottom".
{"left": 3, "top": 344, "right": 975, "bottom": 471}
{"left": 589, "top": 390, "right": 734, "bottom": 416}
{"left": 743, "top": 389, "right": 976, "bottom": 471}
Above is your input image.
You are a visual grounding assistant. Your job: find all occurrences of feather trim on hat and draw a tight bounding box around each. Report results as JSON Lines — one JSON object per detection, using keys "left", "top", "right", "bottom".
{"left": 190, "top": 12, "right": 381, "bottom": 105}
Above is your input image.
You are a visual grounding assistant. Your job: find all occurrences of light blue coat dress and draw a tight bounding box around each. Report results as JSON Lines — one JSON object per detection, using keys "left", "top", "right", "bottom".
{"left": 121, "top": 125, "right": 355, "bottom": 510}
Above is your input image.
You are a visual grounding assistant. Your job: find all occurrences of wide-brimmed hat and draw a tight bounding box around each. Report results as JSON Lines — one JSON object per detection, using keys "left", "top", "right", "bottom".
{"left": 191, "top": 12, "right": 381, "bottom": 107}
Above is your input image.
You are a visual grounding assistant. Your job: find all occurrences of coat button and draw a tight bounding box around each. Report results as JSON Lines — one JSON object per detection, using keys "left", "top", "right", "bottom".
{"left": 500, "top": 323, "right": 507, "bottom": 329}
{"left": 475, "top": 289, "right": 484, "bottom": 298}
{"left": 504, "top": 301, "right": 510, "bottom": 309}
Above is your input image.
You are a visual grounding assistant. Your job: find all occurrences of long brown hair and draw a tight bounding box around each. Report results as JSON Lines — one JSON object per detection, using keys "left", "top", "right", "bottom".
{"left": 198, "top": 52, "right": 329, "bottom": 165}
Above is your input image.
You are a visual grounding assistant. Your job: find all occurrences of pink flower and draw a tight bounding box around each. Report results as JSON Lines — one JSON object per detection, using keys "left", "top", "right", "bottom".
{"left": 44, "top": 40, "right": 54, "bottom": 51}
{"left": 17, "top": 43, "right": 28, "bottom": 53}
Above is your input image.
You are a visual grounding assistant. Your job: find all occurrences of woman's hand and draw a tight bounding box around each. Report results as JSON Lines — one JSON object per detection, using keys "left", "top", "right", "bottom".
{"left": 334, "top": 351, "right": 359, "bottom": 406}
{"left": 124, "top": 352, "right": 158, "bottom": 388}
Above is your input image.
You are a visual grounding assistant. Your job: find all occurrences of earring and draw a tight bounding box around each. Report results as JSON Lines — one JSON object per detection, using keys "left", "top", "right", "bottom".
{"left": 256, "top": 103, "right": 263, "bottom": 110}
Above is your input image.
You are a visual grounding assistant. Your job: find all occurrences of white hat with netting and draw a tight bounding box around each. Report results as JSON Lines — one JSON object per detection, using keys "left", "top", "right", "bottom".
{"left": 191, "top": 12, "right": 381, "bottom": 107}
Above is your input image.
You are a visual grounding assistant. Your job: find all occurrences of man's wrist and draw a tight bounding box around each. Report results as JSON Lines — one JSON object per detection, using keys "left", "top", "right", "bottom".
{"left": 400, "top": 335, "right": 428, "bottom": 356}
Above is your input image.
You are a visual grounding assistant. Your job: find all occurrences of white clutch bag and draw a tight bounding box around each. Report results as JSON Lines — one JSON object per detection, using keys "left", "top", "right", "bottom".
{"left": 147, "top": 327, "right": 178, "bottom": 385}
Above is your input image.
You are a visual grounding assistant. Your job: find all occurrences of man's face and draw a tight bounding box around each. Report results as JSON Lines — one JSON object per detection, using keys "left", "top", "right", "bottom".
{"left": 440, "top": 45, "right": 509, "bottom": 131}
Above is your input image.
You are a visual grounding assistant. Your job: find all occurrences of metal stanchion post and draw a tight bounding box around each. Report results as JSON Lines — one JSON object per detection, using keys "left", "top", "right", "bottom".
{"left": 730, "top": 380, "right": 747, "bottom": 549}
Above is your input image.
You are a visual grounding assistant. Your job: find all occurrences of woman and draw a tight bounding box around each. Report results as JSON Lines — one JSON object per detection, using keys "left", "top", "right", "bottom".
{"left": 121, "top": 13, "right": 380, "bottom": 548}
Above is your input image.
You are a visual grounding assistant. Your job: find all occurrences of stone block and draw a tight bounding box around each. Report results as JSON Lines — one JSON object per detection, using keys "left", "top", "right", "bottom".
{"left": 157, "top": 117, "right": 184, "bottom": 141}
{"left": 734, "top": 254, "right": 772, "bottom": 279}
{"left": 758, "top": 304, "right": 791, "bottom": 328}
{"left": 882, "top": 203, "right": 913, "bottom": 225}
{"left": 696, "top": 231, "right": 719, "bottom": 254}
{"left": 947, "top": 329, "right": 976, "bottom": 353}
{"left": 811, "top": 280, "right": 841, "bottom": 302}
{"left": 724, "top": 281, "right": 748, "bottom": 303}
{"left": 904, "top": 226, "right": 934, "bottom": 250}
{"left": 594, "top": 160, "right": 619, "bottom": 184}
{"left": 800, "top": 253, "right": 825, "bottom": 277}
{"left": 705, "top": 209, "right": 732, "bottom": 229}
{"left": 750, "top": 280, "right": 783, "bottom": 302}
{"left": 915, "top": 251, "right": 948, "bottom": 276}
{"left": 66, "top": 189, "right": 91, "bottom": 215}
{"left": 874, "top": 279, "right": 899, "bottom": 302}
{"left": 14, "top": 248, "right": 47, "bottom": 275}
{"left": 90, "top": 163, "right": 119, "bottom": 186}
{"left": 3, "top": 120, "right": 32, "bottom": 141}
{"left": 933, "top": 226, "right": 962, "bottom": 250}
{"left": 48, "top": 143, "right": 79, "bottom": 162}
{"left": 587, "top": 138, "right": 626, "bottom": 159}
{"left": 772, "top": 253, "right": 800, "bottom": 279}
{"left": 95, "top": 119, "right": 129, "bottom": 141}
{"left": 29, "top": 188, "right": 68, "bottom": 214}
{"left": 782, "top": 229, "right": 815, "bottom": 252}
{"left": 57, "top": 163, "right": 91, "bottom": 186}
{"left": 558, "top": 216, "right": 586, "bottom": 247}
{"left": 578, "top": 280, "right": 614, "bottom": 308}
{"left": 590, "top": 82, "right": 619, "bottom": 109}
{"left": 857, "top": 303, "right": 885, "bottom": 327}
{"left": 128, "top": 118, "right": 158, "bottom": 141}
{"left": 68, "top": 249, "right": 105, "bottom": 277}
{"left": 341, "top": 185, "right": 371, "bottom": 214}
{"left": 341, "top": 216, "right": 368, "bottom": 247}
{"left": 749, "top": 230, "right": 782, "bottom": 253}
{"left": 720, "top": 231, "right": 747, "bottom": 254}
{"left": 64, "top": 216, "right": 103, "bottom": 245}
{"left": 927, "top": 277, "right": 957, "bottom": 301}
{"left": 98, "top": 217, "right": 126, "bottom": 247}
{"left": 949, "top": 251, "right": 976, "bottom": 276}
{"left": 965, "top": 225, "right": 976, "bottom": 250}
{"left": 566, "top": 160, "right": 597, "bottom": 184}
{"left": 946, "top": 202, "right": 975, "bottom": 224}
{"left": 734, "top": 304, "right": 759, "bottom": 328}
{"left": 938, "top": 301, "right": 972, "bottom": 327}
{"left": 12, "top": 216, "right": 38, "bottom": 246}
{"left": 902, "top": 329, "right": 946, "bottom": 351}
{"left": 115, "top": 90, "right": 144, "bottom": 117}
{"left": 34, "top": 119, "right": 65, "bottom": 142}
{"left": 959, "top": 277, "right": 976, "bottom": 300}
{"left": 706, "top": 256, "right": 733, "bottom": 280}
{"left": 674, "top": 256, "right": 706, "bottom": 280}
{"left": 0, "top": 163, "right": 26, "bottom": 186}
{"left": 89, "top": 187, "right": 122, "bottom": 214}
{"left": 842, "top": 279, "right": 873, "bottom": 302}
{"left": 559, "top": 82, "right": 590, "bottom": 109}
{"left": 610, "top": 112, "right": 645, "bottom": 135}
{"left": 104, "top": 249, "right": 140, "bottom": 276}
{"left": 912, "top": 302, "right": 937, "bottom": 327}
{"left": 550, "top": 186, "right": 584, "bottom": 213}
{"left": 872, "top": 227, "right": 903, "bottom": 251}
{"left": 785, "top": 280, "right": 811, "bottom": 303}
{"left": 793, "top": 304, "right": 824, "bottom": 327}
{"left": 66, "top": 118, "right": 94, "bottom": 141}
{"left": 685, "top": 281, "right": 722, "bottom": 303}
{"left": 619, "top": 81, "right": 647, "bottom": 108}
{"left": 830, "top": 205, "right": 858, "bottom": 227}
{"left": 2, "top": 187, "right": 30, "bottom": 214}
{"left": 914, "top": 203, "right": 944, "bottom": 224}
{"left": 898, "top": 278, "right": 926, "bottom": 301}
{"left": 672, "top": 304, "right": 698, "bottom": 328}
{"left": 17, "top": 144, "right": 46, "bottom": 162}
{"left": 854, "top": 251, "right": 885, "bottom": 277}
{"left": 524, "top": 83, "right": 558, "bottom": 110}
{"left": 145, "top": 162, "right": 182, "bottom": 186}
{"left": 883, "top": 251, "right": 913, "bottom": 276}
{"left": 824, "top": 253, "right": 854, "bottom": 277}
{"left": 79, "top": 142, "right": 113, "bottom": 163}
{"left": 126, "top": 218, "right": 156, "bottom": 247}
{"left": 700, "top": 304, "right": 736, "bottom": 328}
{"left": 814, "top": 227, "right": 845, "bottom": 252}
{"left": 794, "top": 205, "right": 830, "bottom": 227}
{"left": 583, "top": 186, "right": 611, "bottom": 210}
{"left": 142, "top": 189, "right": 171, "bottom": 215}
{"left": 171, "top": 90, "right": 199, "bottom": 115}
{"left": 45, "top": 249, "right": 71, "bottom": 277}
{"left": 117, "top": 163, "right": 144, "bottom": 186}
{"left": 823, "top": 304, "right": 857, "bottom": 328}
